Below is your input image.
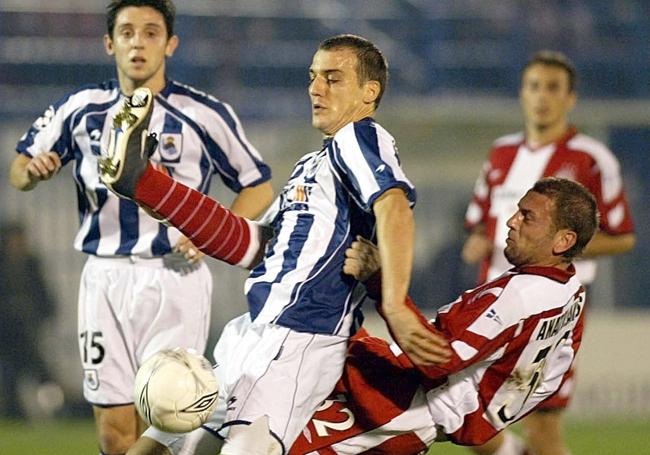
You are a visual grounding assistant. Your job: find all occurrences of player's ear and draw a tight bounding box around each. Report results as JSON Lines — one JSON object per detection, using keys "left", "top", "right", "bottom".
{"left": 104, "top": 34, "right": 115, "bottom": 56}
{"left": 362, "top": 80, "right": 381, "bottom": 106}
{"left": 552, "top": 229, "right": 577, "bottom": 256}
{"left": 165, "top": 35, "right": 179, "bottom": 58}
{"left": 565, "top": 91, "right": 577, "bottom": 113}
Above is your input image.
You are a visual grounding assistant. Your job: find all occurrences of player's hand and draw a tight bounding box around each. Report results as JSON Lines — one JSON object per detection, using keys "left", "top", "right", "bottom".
{"left": 174, "top": 235, "right": 204, "bottom": 264}
{"left": 383, "top": 307, "right": 452, "bottom": 366}
{"left": 343, "top": 236, "right": 380, "bottom": 282}
{"left": 461, "top": 231, "right": 493, "bottom": 264}
{"left": 25, "top": 152, "right": 62, "bottom": 182}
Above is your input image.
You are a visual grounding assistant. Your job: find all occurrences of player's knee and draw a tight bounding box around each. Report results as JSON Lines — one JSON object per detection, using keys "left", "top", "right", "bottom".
{"left": 95, "top": 407, "right": 139, "bottom": 454}
{"left": 221, "top": 416, "right": 283, "bottom": 455}
{"left": 98, "top": 428, "right": 134, "bottom": 455}
{"left": 523, "top": 410, "right": 564, "bottom": 439}
{"left": 471, "top": 431, "right": 527, "bottom": 455}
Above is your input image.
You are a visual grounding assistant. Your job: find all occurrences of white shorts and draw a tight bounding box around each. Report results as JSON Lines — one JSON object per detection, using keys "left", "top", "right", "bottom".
{"left": 143, "top": 313, "right": 348, "bottom": 454}
{"left": 78, "top": 255, "right": 212, "bottom": 405}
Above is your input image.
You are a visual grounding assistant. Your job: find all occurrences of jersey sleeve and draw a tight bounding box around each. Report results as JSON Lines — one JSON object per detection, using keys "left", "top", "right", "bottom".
{"left": 15, "top": 95, "right": 77, "bottom": 166}
{"left": 201, "top": 100, "right": 272, "bottom": 192}
{"left": 329, "top": 120, "right": 416, "bottom": 212}
{"left": 393, "top": 284, "right": 521, "bottom": 381}
{"left": 464, "top": 152, "right": 493, "bottom": 231}
{"left": 368, "top": 272, "right": 517, "bottom": 381}
{"left": 588, "top": 145, "right": 635, "bottom": 235}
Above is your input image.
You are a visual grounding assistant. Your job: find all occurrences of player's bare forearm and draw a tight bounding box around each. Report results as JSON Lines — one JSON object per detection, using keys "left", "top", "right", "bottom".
{"left": 373, "top": 188, "right": 413, "bottom": 312}
{"left": 373, "top": 189, "right": 454, "bottom": 366}
{"left": 581, "top": 231, "right": 635, "bottom": 257}
{"left": 9, "top": 153, "right": 61, "bottom": 191}
{"left": 229, "top": 181, "right": 274, "bottom": 219}
{"left": 343, "top": 236, "right": 452, "bottom": 365}
{"left": 461, "top": 224, "right": 493, "bottom": 264}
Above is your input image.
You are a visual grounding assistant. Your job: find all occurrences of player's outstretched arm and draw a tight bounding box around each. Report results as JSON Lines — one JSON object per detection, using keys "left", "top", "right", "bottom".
{"left": 229, "top": 181, "right": 274, "bottom": 219}
{"left": 9, "top": 152, "right": 62, "bottom": 191}
{"left": 344, "top": 235, "right": 452, "bottom": 366}
{"left": 371, "top": 190, "right": 453, "bottom": 366}
{"left": 581, "top": 231, "right": 636, "bottom": 257}
{"left": 461, "top": 223, "right": 493, "bottom": 264}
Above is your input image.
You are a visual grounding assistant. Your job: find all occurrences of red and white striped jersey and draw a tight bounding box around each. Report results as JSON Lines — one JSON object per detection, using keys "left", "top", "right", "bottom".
{"left": 290, "top": 264, "right": 585, "bottom": 454}
{"left": 464, "top": 127, "right": 634, "bottom": 284}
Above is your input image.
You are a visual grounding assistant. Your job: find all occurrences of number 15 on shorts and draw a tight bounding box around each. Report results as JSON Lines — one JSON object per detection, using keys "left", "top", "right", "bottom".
{"left": 80, "top": 330, "right": 105, "bottom": 365}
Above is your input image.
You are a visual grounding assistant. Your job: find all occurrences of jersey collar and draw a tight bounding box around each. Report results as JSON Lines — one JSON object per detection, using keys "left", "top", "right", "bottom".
{"left": 523, "top": 125, "right": 578, "bottom": 150}
{"left": 510, "top": 263, "right": 576, "bottom": 283}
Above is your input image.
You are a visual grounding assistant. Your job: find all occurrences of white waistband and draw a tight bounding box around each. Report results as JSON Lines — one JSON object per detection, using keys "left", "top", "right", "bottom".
{"left": 87, "top": 255, "right": 166, "bottom": 267}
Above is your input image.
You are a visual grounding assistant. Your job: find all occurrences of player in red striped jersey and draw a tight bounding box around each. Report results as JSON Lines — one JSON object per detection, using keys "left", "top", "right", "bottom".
{"left": 290, "top": 177, "right": 598, "bottom": 454}
{"left": 462, "top": 51, "right": 635, "bottom": 455}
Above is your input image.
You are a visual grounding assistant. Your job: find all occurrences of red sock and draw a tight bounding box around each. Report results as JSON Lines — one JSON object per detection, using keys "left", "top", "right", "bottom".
{"left": 134, "top": 164, "right": 260, "bottom": 268}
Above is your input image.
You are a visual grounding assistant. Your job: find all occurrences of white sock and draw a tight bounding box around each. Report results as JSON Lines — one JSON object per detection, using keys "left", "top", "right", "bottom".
{"left": 492, "top": 431, "right": 527, "bottom": 455}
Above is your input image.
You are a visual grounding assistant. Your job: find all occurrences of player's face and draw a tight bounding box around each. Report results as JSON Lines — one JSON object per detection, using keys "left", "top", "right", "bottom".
{"left": 520, "top": 64, "right": 576, "bottom": 131}
{"left": 104, "top": 6, "right": 178, "bottom": 94}
{"left": 309, "top": 48, "right": 378, "bottom": 136}
{"left": 504, "top": 191, "right": 558, "bottom": 268}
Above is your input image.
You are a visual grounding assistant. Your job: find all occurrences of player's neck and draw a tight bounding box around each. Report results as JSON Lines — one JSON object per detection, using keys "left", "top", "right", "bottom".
{"left": 524, "top": 258, "right": 571, "bottom": 271}
{"left": 525, "top": 121, "right": 570, "bottom": 149}
{"left": 119, "top": 74, "right": 167, "bottom": 97}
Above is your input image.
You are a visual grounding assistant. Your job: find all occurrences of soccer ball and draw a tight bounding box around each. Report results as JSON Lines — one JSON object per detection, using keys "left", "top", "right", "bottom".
{"left": 134, "top": 348, "right": 219, "bottom": 433}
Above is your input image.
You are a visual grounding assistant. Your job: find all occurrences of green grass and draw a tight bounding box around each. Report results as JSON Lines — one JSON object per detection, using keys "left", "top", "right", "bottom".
{"left": 0, "top": 419, "right": 97, "bottom": 454}
{"left": 427, "top": 418, "right": 650, "bottom": 454}
{"left": 0, "top": 417, "right": 648, "bottom": 454}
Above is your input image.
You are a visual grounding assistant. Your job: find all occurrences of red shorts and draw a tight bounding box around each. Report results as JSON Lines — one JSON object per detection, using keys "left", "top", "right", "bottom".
{"left": 289, "top": 331, "right": 434, "bottom": 454}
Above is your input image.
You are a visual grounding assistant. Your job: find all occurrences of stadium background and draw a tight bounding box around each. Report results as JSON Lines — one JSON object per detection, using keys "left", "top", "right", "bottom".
{"left": 0, "top": 0, "right": 648, "bottom": 453}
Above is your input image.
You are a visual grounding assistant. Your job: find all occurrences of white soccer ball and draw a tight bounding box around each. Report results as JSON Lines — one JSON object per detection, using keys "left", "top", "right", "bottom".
{"left": 134, "top": 348, "right": 219, "bottom": 433}
{"left": 130, "top": 88, "right": 150, "bottom": 107}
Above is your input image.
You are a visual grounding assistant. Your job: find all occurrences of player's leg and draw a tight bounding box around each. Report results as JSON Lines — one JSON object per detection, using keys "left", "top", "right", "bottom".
{"left": 98, "top": 88, "right": 266, "bottom": 269}
{"left": 217, "top": 326, "right": 348, "bottom": 454}
{"left": 94, "top": 405, "right": 141, "bottom": 454}
{"left": 79, "top": 258, "right": 212, "bottom": 454}
{"left": 468, "top": 430, "right": 528, "bottom": 455}
{"left": 468, "top": 432, "right": 504, "bottom": 455}
{"left": 79, "top": 258, "right": 141, "bottom": 454}
{"left": 521, "top": 409, "right": 570, "bottom": 455}
{"left": 126, "top": 436, "right": 172, "bottom": 455}
{"left": 520, "top": 367, "right": 575, "bottom": 455}
{"left": 134, "top": 165, "right": 267, "bottom": 268}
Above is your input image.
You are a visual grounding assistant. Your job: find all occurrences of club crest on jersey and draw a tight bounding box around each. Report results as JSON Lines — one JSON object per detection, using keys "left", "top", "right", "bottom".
{"left": 485, "top": 308, "right": 504, "bottom": 325}
{"left": 280, "top": 183, "right": 313, "bottom": 211}
{"left": 159, "top": 133, "right": 182, "bottom": 162}
{"left": 84, "top": 369, "right": 100, "bottom": 390}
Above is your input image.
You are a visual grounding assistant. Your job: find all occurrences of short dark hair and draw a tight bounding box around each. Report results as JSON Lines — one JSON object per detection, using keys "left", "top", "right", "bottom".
{"left": 318, "top": 34, "right": 388, "bottom": 108}
{"left": 107, "top": 0, "right": 176, "bottom": 38}
{"left": 531, "top": 177, "right": 598, "bottom": 260}
{"left": 523, "top": 50, "right": 577, "bottom": 92}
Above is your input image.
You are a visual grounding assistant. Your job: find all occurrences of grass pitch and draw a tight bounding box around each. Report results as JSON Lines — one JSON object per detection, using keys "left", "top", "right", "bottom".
{"left": 0, "top": 417, "right": 648, "bottom": 454}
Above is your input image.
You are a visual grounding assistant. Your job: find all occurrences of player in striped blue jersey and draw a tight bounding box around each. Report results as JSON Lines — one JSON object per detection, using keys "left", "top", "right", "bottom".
{"left": 8, "top": 1, "right": 273, "bottom": 454}
{"left": 105, "top": 35, "right": 449, "bottom": 454}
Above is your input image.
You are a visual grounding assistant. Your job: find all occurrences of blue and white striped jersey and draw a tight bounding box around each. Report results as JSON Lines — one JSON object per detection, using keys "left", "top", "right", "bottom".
{"left": 16, "top": 79, "right": 271, "bottom": 257}
{"left": 245, "top": 118, "right": 415, "bottom": 335}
